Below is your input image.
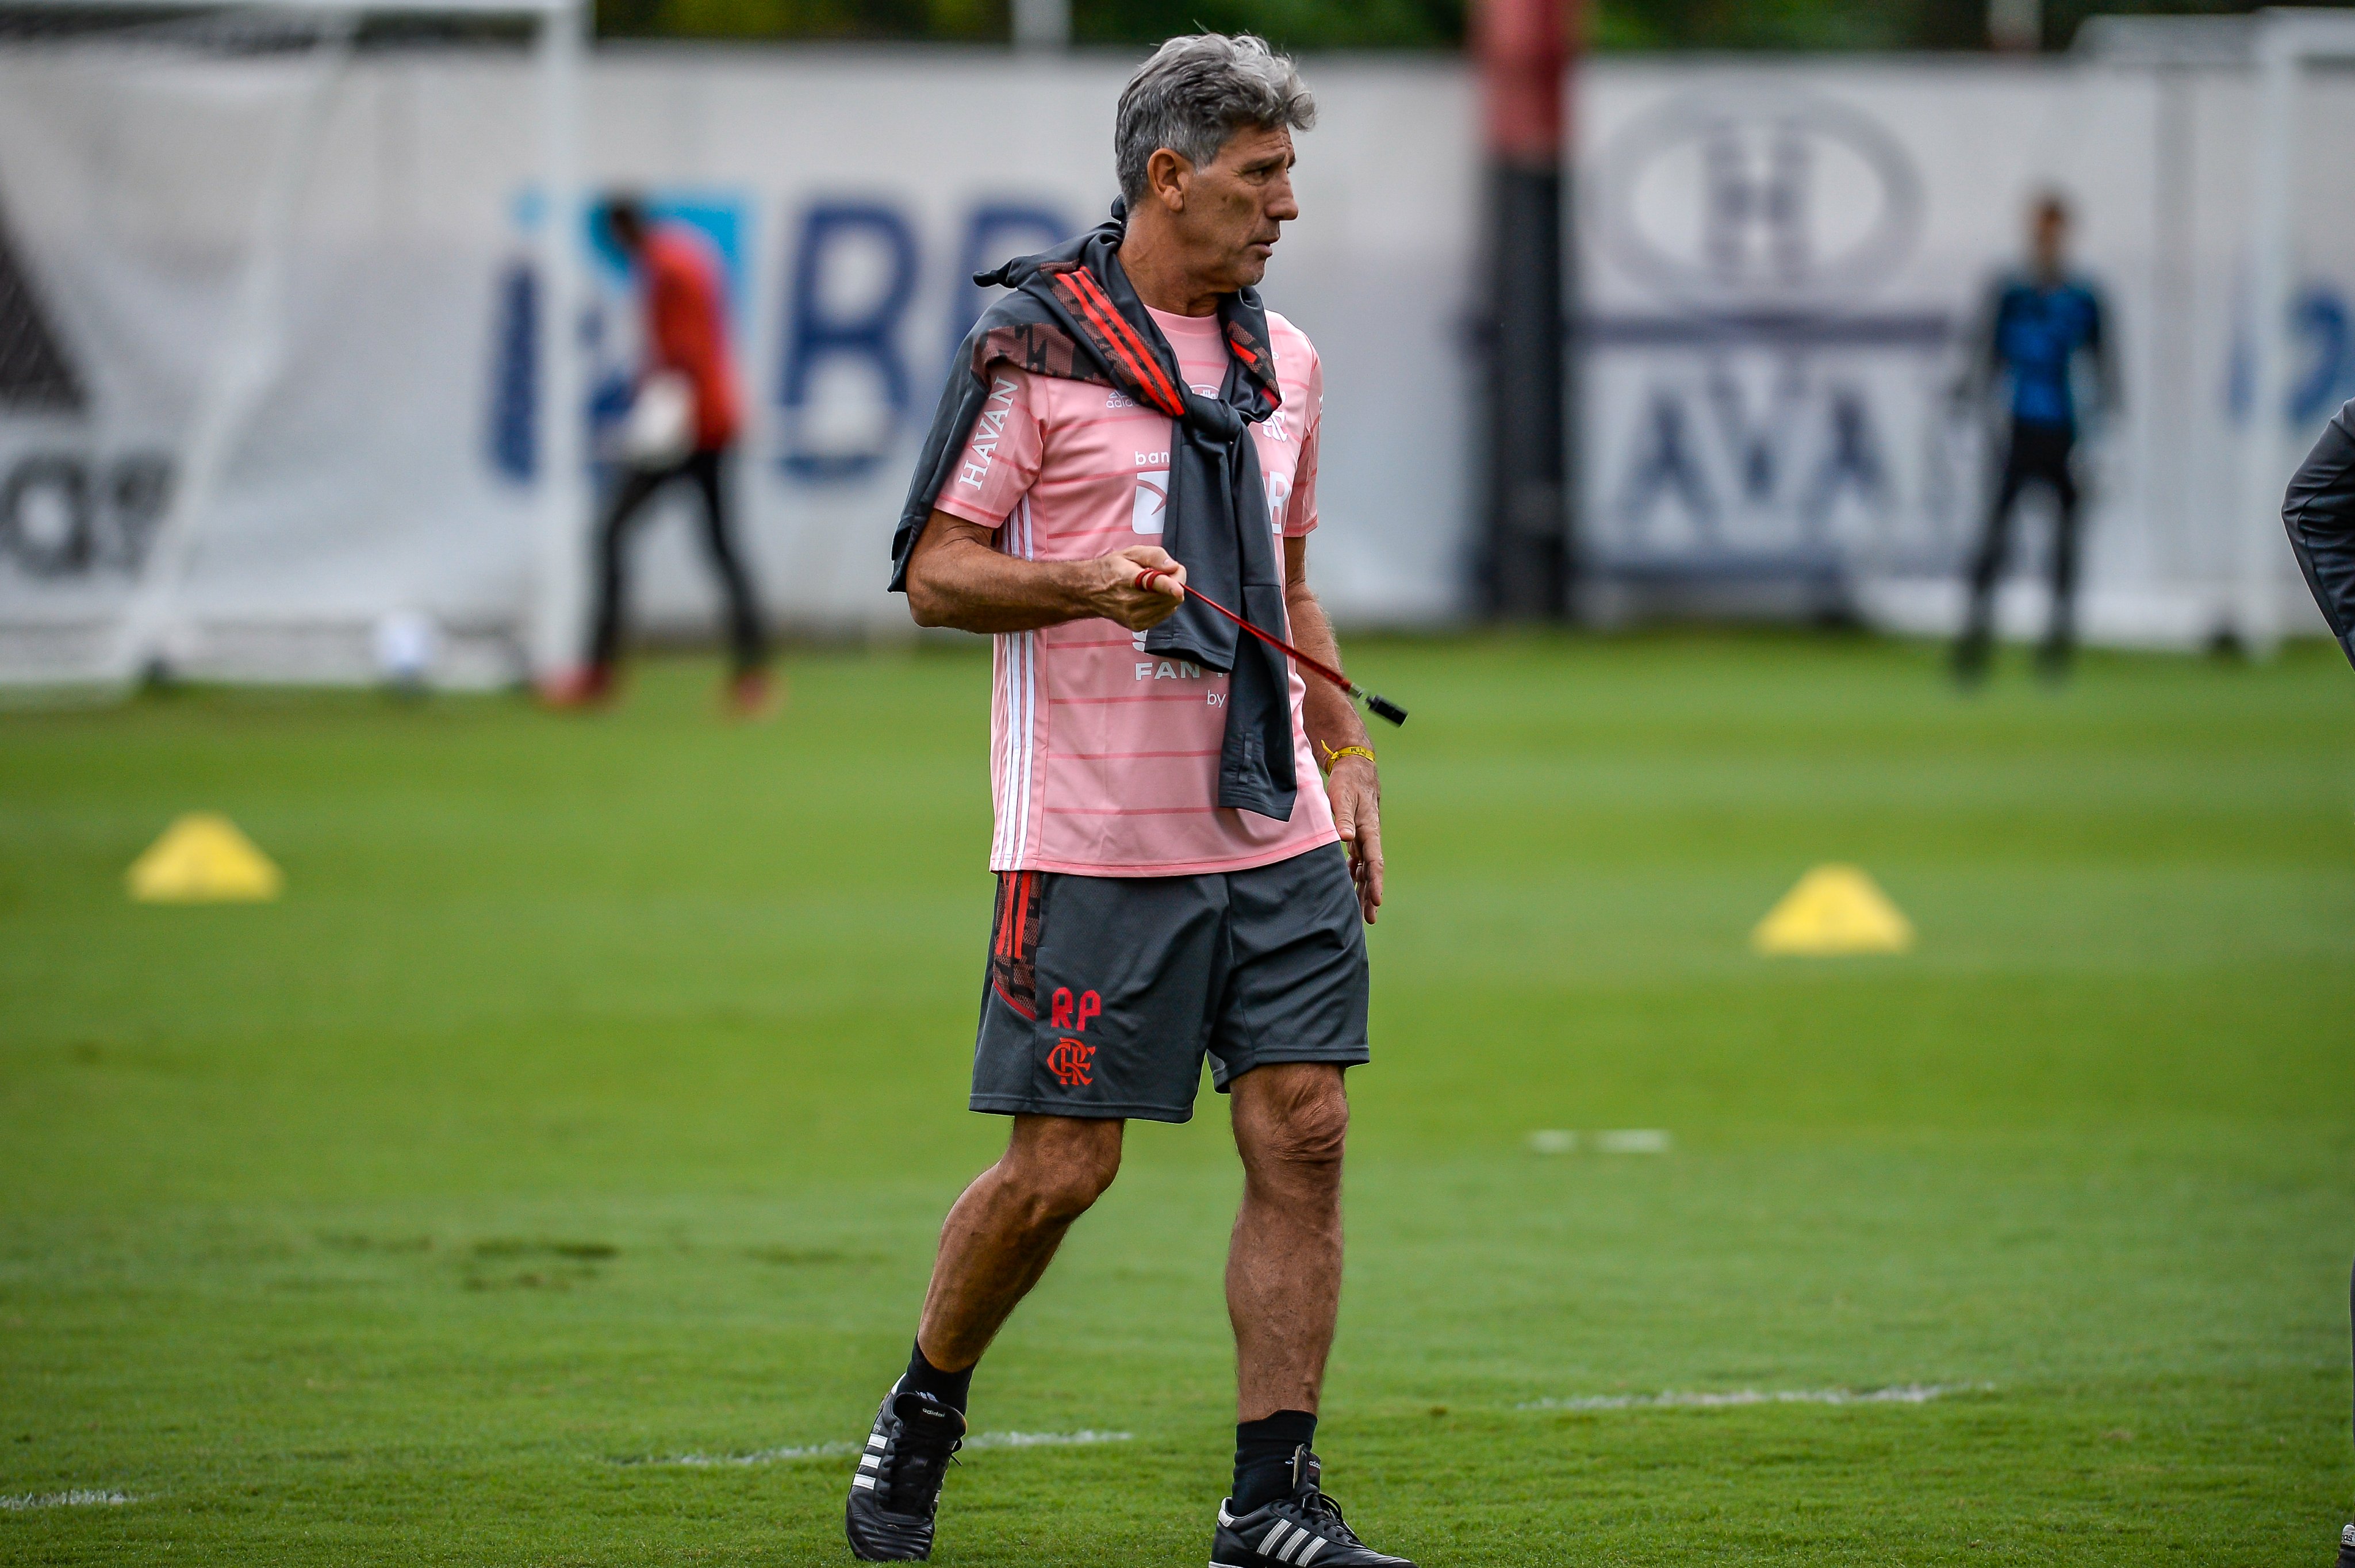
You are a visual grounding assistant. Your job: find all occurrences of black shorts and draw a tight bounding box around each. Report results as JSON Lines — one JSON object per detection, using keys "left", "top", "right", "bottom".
{"left": 972, "top": 844, "right": 1371, "bottom": 1123}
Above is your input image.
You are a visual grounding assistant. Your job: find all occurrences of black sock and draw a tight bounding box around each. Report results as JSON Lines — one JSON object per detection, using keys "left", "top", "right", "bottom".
{"left": 1233, "top": 1409, "right": 1317, "bottom": 1512}
{"left": 900, "top": 1340, "right": 972, "bottom": 1414}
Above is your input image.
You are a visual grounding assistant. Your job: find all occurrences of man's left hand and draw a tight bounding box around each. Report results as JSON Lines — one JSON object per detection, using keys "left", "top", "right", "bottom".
{"left": 1327, "top": 756, "right": 1382, "bottom": 924}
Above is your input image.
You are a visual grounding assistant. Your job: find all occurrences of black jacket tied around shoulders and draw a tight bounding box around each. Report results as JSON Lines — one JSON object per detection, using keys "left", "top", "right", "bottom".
{"left": 890, "top": 201, "right": 1298, "bottom": 822}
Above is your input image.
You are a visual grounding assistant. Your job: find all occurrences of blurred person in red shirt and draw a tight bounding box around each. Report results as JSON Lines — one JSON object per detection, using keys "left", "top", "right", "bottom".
{"left": 557, "top": 195, "right": 771, "bottom": 714}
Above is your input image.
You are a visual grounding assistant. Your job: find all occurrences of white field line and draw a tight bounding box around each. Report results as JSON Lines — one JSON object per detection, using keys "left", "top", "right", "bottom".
{"left": 968, "top": 1430, "right": 1133, "bottom": 1450}
{"left": 623, "top": 1429, "right": 1133, "bottom": 1468}
{"left": 1526, "top": 1129, "right": 1674, "bottom": 1155}
{"left": 0, "top": 1490, "right": 136, "bottom": 1510}
{"left": 1518, "top": 1383, "right": 1989, "bottom": 1412}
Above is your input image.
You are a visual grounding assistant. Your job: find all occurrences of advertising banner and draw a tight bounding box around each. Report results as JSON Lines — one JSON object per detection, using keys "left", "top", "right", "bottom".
{"left": 0, "top": 44, "right": 2334, "bottom": 684}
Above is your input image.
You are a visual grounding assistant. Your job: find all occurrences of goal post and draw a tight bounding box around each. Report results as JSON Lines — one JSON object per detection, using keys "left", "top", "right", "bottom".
{"left": 0, "top": 0, "right": 588, "bottom": 694}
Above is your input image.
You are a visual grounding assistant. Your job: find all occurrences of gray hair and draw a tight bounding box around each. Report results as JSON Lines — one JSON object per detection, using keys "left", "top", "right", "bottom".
{"left": 1114, "top": 33, "right": 1315, "bottom": 207}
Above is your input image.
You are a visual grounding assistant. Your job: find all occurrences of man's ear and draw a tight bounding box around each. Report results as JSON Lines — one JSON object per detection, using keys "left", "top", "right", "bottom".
{"left": 1145, "top": 147, "right": 1191, "bottom": 212}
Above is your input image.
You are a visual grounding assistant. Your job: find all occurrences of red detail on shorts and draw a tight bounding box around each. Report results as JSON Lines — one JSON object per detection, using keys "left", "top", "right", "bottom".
{"left": 991, "top": 871, "right": 1043, "bottom": 1017}
{"left": 1076, "top": 990, "right": 1101, "bottom": 1032}
{"left": 1050, "top": 987, "right": 1074, "bottom": 1030}
{"left": 993, "top": 979, "right": 1036, "bottom": 1021}
{"left": 1046, "top": 1036, "right": 1095, "bottom": 1088}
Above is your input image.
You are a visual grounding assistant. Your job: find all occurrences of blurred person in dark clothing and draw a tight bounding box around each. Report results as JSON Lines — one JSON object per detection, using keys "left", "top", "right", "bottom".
{"left": 1951, "top": 193, "right": 2116, "bottom": 685}
{"left": 2276, "top": 396, "right": 2355, "bottom": 1568}
{"left": 550, "top": 195, "right": 773, "bottom": 716}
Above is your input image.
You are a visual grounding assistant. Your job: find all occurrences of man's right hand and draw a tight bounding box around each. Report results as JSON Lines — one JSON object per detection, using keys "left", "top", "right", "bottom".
{"left": 906, "top": 511, "right": 1189, "bottom": 636}
{"left": 1087, "top": 546, "right": 1188, "bottom": 631}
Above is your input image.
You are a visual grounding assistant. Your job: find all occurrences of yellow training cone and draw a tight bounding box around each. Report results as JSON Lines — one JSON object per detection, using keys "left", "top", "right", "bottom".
{"left": 126, "top": 813, "right": 283, "bottom": 903}
{"left": 1751, "top": 864, "right": 1912, "bottom": 955}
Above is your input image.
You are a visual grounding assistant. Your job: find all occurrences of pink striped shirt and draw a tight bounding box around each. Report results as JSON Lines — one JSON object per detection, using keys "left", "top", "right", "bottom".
{"left": 934, "top": 305, "right": 1338, "bottom": 876}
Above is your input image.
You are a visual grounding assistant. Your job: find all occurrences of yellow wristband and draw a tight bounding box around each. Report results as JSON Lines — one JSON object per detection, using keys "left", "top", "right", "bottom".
{"left": 1317, "top": 742, "right": 1377, "bottom": 775}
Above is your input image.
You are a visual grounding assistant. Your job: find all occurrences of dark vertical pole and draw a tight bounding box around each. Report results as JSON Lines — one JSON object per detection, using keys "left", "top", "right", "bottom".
{"left": 1475, "top": 0, "right": 1578, "bottom": 620}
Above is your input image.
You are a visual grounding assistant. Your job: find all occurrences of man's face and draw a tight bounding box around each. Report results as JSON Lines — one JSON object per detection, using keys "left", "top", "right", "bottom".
{"left": 606, "top": 209, "right": 646, "bottom": 258}
{"left": 1172, "top": 123, "right": 1299, "bottom": 291}
{"left": 2031, "top": 206, "right": 2068, "bottom": 274}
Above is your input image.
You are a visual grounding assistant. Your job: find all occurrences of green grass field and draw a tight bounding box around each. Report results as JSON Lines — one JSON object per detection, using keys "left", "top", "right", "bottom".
{"left": 2, "top": 633, "right": 2351, "bottom": 1566}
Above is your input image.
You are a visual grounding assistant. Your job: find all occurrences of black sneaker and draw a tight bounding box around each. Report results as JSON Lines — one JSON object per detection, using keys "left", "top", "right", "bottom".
{"left": 844, "top": 1386, "right": 965, "bottom": 1561}
{"left": 2336, "top": 1521, "right": 2355, "bottom": 1567}
{"left": 1210, "top": 1446, "right": 1413, "bottom": 1567}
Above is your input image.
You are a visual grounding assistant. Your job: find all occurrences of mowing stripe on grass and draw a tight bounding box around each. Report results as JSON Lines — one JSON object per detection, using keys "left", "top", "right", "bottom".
{"left": 0, "top": 1490, "right": 136, "bottom": 1510}
{"left": 1517, "top": 1384, "right": 1985, "bottom": 1412}
{"left": 619, "top": 1430, "right": 1134, "bottom": 1467}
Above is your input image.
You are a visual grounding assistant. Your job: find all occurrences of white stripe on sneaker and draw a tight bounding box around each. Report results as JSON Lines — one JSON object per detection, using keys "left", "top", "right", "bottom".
{"left": 866, "top": 1435, "right": 887, "bottom": 1450}
{"left": 1260, "top": 1522, "right": 1297, "bottom": 1558}
{"left": 857, "top": 1455, "right": 880, "bottom": 1471}
{"left": 851, "top": 1475, "right": 876, "bottom": 1491}
{"left": 1277, "top": 1527, "right": 1311, "bottom": 1564}
{"left": 1296, "top": 1536, "right": 1327, "bottom": 1565}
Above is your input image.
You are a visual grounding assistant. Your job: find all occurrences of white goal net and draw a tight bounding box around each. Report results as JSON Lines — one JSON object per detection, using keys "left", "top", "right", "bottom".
{"left": 0, "top": 0, "right": 584, "bottom": 692}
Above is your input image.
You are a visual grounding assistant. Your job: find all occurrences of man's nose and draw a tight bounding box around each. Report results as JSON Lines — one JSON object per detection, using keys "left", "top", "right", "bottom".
{"left": 1266, "top": 175, "right": 1299, "bottom": 222}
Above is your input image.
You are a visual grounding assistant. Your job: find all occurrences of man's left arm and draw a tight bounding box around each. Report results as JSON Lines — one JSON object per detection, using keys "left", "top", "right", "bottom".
{"left": 1283, "top": 533, "right": 1382, "bottom": 923}
{"left": 2085, "top": 285, "right": 2120, "bottom": 422}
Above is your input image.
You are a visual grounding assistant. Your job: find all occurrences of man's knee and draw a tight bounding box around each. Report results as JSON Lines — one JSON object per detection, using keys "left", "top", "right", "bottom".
{"left": 1240, "top": 1067, "right": 1351, "bottom": 1176}
{"left": 1000, "top": 1117, "right": 1122, "bottom": 1226}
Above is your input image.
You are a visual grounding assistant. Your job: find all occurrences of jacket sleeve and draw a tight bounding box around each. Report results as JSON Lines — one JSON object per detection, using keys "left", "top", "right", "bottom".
{"left": 2281, "top": 399, "right": 2355, "bottom": 669}
{"left": 889, "top": 336, "right": 990, "bottom": 593}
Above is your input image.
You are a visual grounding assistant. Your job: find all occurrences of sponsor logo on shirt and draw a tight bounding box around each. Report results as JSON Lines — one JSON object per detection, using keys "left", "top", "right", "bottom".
{"left": 1132, "top": 473, "right": 1167, "bottom": 534}
{"left": 1106, "top": 390, "right": 1136, "bottom": 409}
{"left": 957, "top": 376, "right": 1018, "bottom": 488}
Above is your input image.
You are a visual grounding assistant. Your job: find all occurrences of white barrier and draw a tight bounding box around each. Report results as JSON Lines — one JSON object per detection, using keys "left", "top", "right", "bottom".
{"left": 0, "top": 41, "right": 2335, "bottom": 684}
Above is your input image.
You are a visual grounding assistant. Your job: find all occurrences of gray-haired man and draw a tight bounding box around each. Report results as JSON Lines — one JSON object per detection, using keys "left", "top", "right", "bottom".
{"left": 843, "top": 33, "right": 1410, "bottom": 1568}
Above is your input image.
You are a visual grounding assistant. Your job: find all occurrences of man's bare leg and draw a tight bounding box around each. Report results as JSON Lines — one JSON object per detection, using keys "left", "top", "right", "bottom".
{"left": 1228, "top": 1063, "right": 1349, "bottom": 1419}
{"left": 846, "top": 1116, "right": 1122, "bottom": 1560}
{"left": 916, "top": 1113, "right": 1126, "bottom": 1371}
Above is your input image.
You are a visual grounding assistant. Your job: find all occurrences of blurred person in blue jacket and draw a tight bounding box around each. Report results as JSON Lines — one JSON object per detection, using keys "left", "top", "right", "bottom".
{"left": 1952, "top": 193, "right": 2116, "bottom": 685}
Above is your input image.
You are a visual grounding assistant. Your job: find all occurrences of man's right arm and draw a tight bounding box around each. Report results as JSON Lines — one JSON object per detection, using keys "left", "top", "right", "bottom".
{"left": 905, "top": 510, "right": 1189, "bottom": 634}
{"left": 1950, "top": 279, "right": 2003, "bottom": 408}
